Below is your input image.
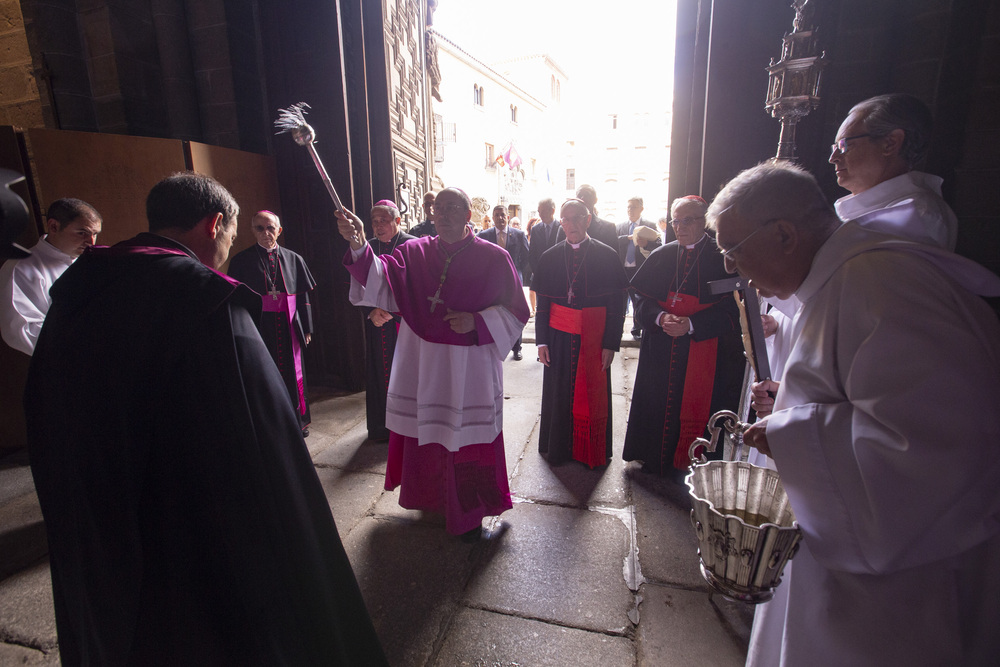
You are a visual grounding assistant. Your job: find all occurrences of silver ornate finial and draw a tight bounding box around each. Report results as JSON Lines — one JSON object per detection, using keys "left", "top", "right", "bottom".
{"left": 274, "top": 102, "right": 357, "bottom": 243}
{"left": 274, "top": 102, "right": 316, "bottom": 147}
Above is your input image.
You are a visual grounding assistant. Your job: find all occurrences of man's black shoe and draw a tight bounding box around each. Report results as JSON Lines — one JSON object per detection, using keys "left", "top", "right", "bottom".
{"left": 631, "top": 330, "right": 642, "bottom": 340}
{"left": 512, "top": 350, "right": 523, "bottom": 361}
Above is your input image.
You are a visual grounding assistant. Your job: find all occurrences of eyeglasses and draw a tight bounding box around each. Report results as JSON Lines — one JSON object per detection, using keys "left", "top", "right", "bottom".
{"left": 670, "top": 216, "right": 705, "bottom": 228}
{"left": 830, "top": 133, "right": 872, "bottom": 155}
{"left": 432, "top": 203, "right": 467, "bottom": 215}
{"left": 720, "top": 218, "right": 779, "bottom": 262}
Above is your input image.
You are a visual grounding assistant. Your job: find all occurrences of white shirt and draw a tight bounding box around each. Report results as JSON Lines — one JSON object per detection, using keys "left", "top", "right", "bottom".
{"left": 833, "top": 171, "right": 958, "bottom": 250}
{"left": 748, "top": 221, "right": 1000, "bottom": 666}
{"left": 0, "top": 237, "right": 75, "bottom": 355}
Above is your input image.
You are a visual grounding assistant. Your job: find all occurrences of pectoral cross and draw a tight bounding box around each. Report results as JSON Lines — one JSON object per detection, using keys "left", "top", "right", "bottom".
{"left": 427, "top": 288, "right": 444, "bottom": 312}
{"left": 428, "top": 255, "right": 454, "bottom": 313}
{"left": 668, "top": 292, "right": 683, "bottom": 307}
{"left": 268, "top": 285, "right": 281, "bottom": 301}
{"left": 567, "top": 286, "right": 574, "bottom": 302}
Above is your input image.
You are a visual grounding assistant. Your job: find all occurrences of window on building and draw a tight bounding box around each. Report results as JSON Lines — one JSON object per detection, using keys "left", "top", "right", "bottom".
{"left": 433, "top": 114, "right": 445, "bottom": 163}
{"left": 610, "top": 114, "right": 618, "bottom": 130}
{"left": 474, "top": 84, "right": 485, "bottom": 107}
{"left": 566, "top": 168, "right": 576, "bottom": 191}
{"left": 510, "top": 104, "right": 518, "bottom": 123}
{"left": 485, "top": 143, "right": 495, "bottom": 168}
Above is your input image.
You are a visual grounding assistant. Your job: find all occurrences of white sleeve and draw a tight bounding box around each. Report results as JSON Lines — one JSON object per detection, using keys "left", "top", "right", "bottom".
{"left": 768, "top": 253, "right": 1000, "bottom": 575}
{"left": 0, "top": 261, "right": 43, "bottom": 355}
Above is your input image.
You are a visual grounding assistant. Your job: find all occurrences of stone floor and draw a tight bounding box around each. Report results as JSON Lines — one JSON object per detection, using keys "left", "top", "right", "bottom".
{"left": 0, "top": 321, "right": 754, "bottom": 666}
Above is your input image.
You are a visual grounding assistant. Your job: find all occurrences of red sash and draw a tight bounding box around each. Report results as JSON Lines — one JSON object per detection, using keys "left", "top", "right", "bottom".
{"left": 659, "top": 292, "right": 716, "bottom": 468}
{"left": 263, "top": 293, "right": 307, "bottom": 416}
{"left": 550, "top": 303, "right": 608, "bottom": 468}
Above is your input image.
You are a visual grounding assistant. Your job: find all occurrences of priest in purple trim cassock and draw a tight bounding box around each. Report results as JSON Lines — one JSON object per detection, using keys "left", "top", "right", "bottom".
{"left": 359, "top": 199, "right": 415, "bottom": 442}
{"left": 621, "top": 195, "right": 744, "bottom": 480}
{"left": 337, "top": 187, "right": 529, "bottom": 542}
{"left": 228, "top": 210, "right": 316, "bottom": 436}
{"left": 26, "top": 172, "right": 387, "bottom": 665}
{"left": 533, "top": 198, "right": 628, "bottom": 467}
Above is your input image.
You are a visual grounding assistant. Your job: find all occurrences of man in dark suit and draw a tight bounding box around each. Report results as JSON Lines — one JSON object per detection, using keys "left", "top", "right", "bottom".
{"left": 616, "top": 196, "right": 661, "bottom": 338}
{"left": 408, "top": 191, "right": 438, "bottom": 237}
{"left": 557, "top": 184, "right": 619, "bottom": 253}
{"left": 479, "top": 205, "right": 529, "bottom": 360}
{"left": 528, "top": 197, "right": 560, "bottom": 283}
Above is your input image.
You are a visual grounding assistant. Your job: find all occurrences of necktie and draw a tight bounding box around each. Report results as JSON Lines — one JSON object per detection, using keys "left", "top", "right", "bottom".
{"left": 499, "top": 231, "right": 506, "bottom": 248}
{"left": 626, "top": 223, "right": 636, "bottom": 265}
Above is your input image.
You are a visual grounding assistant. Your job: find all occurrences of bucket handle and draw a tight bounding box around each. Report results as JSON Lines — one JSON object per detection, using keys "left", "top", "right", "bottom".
{"left": 688, "top": 410, "right": 749, "bottom": 464}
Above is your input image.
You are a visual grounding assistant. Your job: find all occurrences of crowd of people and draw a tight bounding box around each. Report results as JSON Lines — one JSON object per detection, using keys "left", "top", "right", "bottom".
{"left": 2, "top": 92, "right": 998, "bottom": 663}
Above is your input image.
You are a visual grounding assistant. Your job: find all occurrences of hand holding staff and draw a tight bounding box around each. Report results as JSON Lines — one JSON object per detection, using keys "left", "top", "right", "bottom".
{"left": 334, "top": 209, "right": 366, "bottom": 250}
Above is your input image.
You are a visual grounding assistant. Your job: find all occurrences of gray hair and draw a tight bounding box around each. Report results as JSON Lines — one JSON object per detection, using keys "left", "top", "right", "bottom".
{"left": 849, "top": 93, "right": 934, "bottom": 168}
{"left": 707, "top": 162, "right": 839, "bottom": 236}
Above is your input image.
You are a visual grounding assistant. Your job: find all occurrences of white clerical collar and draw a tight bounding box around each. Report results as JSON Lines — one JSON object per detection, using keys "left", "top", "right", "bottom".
{"left": 568, "top": 235, "right": 589, "bottom": 250}
{"left": 257, "top": 243, "right": 278, "bottom": 252}
{"left": 684, "top": 234, "right": 706, "bottom": 250}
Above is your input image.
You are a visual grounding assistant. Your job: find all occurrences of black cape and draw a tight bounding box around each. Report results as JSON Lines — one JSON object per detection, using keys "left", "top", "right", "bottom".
{"left": 621, "top": 235, "right": 744, "bottom": 474}
{"left": 228, "top": 243, "right": 317, "bottom": 429}
{"left": 532, "top": 238, "right": 628, "bottom": 464}
{"left": 363, "top": 231, "right": 415, "bottom": 440}
{"left": 27, "top": 233, "right": 387, "bottom": 666}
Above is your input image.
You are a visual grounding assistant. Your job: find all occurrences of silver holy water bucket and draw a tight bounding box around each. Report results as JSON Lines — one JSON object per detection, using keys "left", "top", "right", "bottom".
{"left": 685, "top": 411, "right": 802, "bottom": 604}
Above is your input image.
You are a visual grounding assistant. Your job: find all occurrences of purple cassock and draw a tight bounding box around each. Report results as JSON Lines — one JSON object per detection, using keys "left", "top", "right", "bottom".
{"left": 345, "top": 231, "right": 529, "bottom": 535}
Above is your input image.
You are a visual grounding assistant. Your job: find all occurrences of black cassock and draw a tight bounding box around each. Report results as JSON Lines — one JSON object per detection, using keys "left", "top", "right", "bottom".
{"left": 363, "top": 231, "right": 415, "bottom": 441}
{"left": 228, "top": 243, "right": 316, "bottom": 430}
{"left": 27, "top": 233, "right": 387, "bottom": 666}
{"left": 532, "top": 238, "right": 627, "bottom": 465}
{"left": 622, "top": 234, "right": 744, "bottom": 475}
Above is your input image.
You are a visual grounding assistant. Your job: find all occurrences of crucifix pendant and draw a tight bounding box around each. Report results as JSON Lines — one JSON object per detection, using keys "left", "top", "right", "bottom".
{"left": 428, "top": 256, "right": 453, "bottom": 313}
{"left": 668, "top": 292, "right": 683, "bottom": 306}
{"left": 567, "top": 286, "right": 574, "bottom": 302}
{"left": 268, "top": 286, "right": 281, "bottom": 301}
{"left": 427, "top": 288, "right": 444, "bottom": 312}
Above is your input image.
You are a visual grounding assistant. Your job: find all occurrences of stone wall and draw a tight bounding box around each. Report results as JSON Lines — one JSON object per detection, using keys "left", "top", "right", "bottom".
{"left": 0, "top": 0, "right": 43, "bottom": 128}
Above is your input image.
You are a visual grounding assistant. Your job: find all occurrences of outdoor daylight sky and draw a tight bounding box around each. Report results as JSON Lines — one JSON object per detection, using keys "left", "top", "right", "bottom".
{"left": 432, "top": 0, "right": 678, "bottom": 111}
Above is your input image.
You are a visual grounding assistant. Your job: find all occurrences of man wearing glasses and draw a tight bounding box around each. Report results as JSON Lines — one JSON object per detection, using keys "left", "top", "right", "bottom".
{"left": 829, "top": 93, "right": 957, "bottom": 250}
{"left": 337, "top": 188, "right": 529, "bottom": 542}
{"left": 621, "top": 195, "right": 743, "bottom": 480}
{"left": 714, "top": 161, "right": 1000, "bottom": 666}
{"left": 752, "top": 93, "right": 962, "bottom": 447}
{"left": 533, "top": 198, "right": 628, "bottom": 468}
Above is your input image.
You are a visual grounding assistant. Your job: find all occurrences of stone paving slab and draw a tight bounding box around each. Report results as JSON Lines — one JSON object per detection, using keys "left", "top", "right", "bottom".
{"left": 0, "top": 561, "right": 57, "bottom": 652}
{"left": 628, "top": 467, "right": 707, "bottom": 590}
{"left": 340, "top": 516, "right": 478, "bottom": 667}
{"left": 0, "top": 643, "right": 59, "bottom": 666}
{"left": 510, "top": 394, "right": 630, "bottom": 509}
{"left": 462, "top": 502, "right": 634, "bottom": 635}
{"left": 315, "top": 467, "right": 387, "bottom": 537}
{"left": 0, "top": 492, "right": 47, "bottom": 582}
{"left": 0, "top": 451, "right": 35, "bottom": 505}
{"left": 433, "top": 606, "right": 636, "bottom": 667}
{"left": 312, "top": 430, "right": 388, "bottom": 474}
{"left": 635, "top": 584, "right": 750, "bottom": 666}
